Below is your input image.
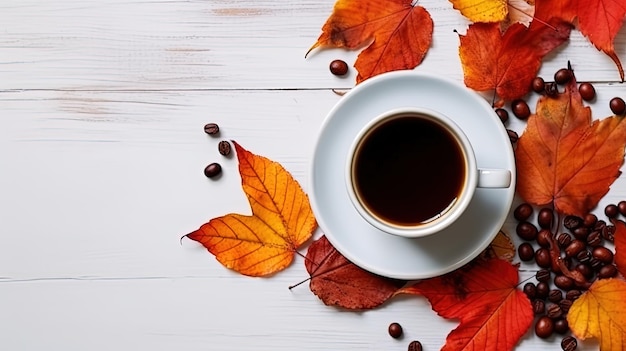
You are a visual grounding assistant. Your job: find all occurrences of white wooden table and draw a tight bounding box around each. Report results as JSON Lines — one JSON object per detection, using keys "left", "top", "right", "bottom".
{"left": 1, "top": 1, "right": 624, "bottom": 350}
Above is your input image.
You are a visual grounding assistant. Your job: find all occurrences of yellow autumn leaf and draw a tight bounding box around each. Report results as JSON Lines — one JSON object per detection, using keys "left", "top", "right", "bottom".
{"left": 185, "top": 141, "right": 317, "bottom": 276}
{"left": 449, "top": 0, "right": 507, "bottom": 23}
{"left": 567, "top": 279, "right": 626, "bottom": 350}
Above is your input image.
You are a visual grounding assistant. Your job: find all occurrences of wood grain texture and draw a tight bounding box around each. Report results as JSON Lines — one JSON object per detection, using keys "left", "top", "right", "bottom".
{"left": 1, "top": 0, "right": 625, "bottom": 350}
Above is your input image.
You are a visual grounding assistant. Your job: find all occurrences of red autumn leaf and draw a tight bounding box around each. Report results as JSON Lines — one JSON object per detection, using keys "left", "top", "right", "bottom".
{"left": 304, "top": 235, "right": 405, "bottom": 309}
{"left": 400, "top": 258, "right": 533, "bottom": 351}
{"left": 307, "top": 0, "right": 433, "bottom": 83}
{"left": 535, "top": 0, "right": 626, "bottom": 81}
{"left": 515, "top": 75, "right": 626, "bottom": 216}
{"left": 614, "top": 219, "right": 626, "bottom": 277}
{"left": 185, "top": 141, "right": 317, "bottom": 277}
{"left": 458, "top": 19, "right": 572, "bottom": 103}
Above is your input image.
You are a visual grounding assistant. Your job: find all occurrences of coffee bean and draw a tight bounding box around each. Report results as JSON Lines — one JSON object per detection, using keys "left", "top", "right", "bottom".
{"left": 598, "top": 264, "right": 618, "bottom": 279}
{"left": 388, "top": 322, "right": 403, "bottom": 338}
{"left": 512, "top": 99, "right": 531, "bottom": 120}
{"left": 559, "top": 299, "right": 573, "bottom": 313}
{"left": 218, "top": 140, "right": 231, "bottom": 156}
{"left": 594, "top": 219, "right": 607, "bottom": 232}
{"left": 535, "top": 248, "right": 552, "bottom": 268}
{"left": 566, "top": 289, "right": 582, "bottom": 301}
{"left": 554, "top": 275, "right": 575, "bottom": 290}
{"left": 605, "top": 203, "right": 619, "bottom": 218}
{"left": 495, "top": 108, "right": 509, "bottom": 123}
{"left": 537, "top": 208, "right": 554, "bottom": 229}
{"left": 535, "top": 316, "right": 554, "bottom": 338}
{"left": 513, "top": 203, "right": 533, "bottom": 221}
{"left": 554, "top": 318, "right": 569, "bottom": 335}
{"left": 547, "top": 303, "right": 563, "bottom": 319}
{"left": 407, "top": 340, "right": 423, "bottom": 351}
{"left": 557, "top": 233, "right": 572, "bottom": 248}
{"left": 565, "top": 240, "right": 585, "bottom": 258}
{"left": 602, "top": 224, "right": 615, "bottom": 242}
{"left": 554, "top": 68, "right": 573, "bottom": 84}
{"left": 203, "top": 162, "right": 222, "bottom": 178}
{"left": 516, "top": 221, "right": 538, "bottom": 241}
{"left": 574, "top": 263, "right": 594, "bottom": 280}
{"left": 586, "top": 231, "right": 602, "bottom": 247}
{"left": 589, "top": 257, "right": 604, "bottom": 270}
{"left": 561, "top": 336, "right": 578, "bottom": 351}
{"left": 583, "top": 213, "right": 597, "bottom": 228}
{"left": 532, "top": 77, "right": 545, "bottom": 93}
{"left": 329, "top": 59, "right": 349, "bottom": 76}
{"left": 548, "top": 289, "right": 563, "bottom": 303}
{"left": 523, "top": 282, "right": 537, "bottom": 299}
{"left": 533, "top": 299, "right": 546, "bottom": 315}
{"left": 507, "top": 129, "right": 519, "bottom": 144}
{"left": 536, "top": 269, "right": 551, "bottom": 282}
{"left": 204, "top": 123, "right": 220, "bottom": 135}
{"left": 618, "top": 200, "right": 626, "bottom": 216}
{"left": 564, "top": 215, "right": 583, "bottom": 230}
{"left": 579, "top": 82, "right": 596, "bottom": 101}
{"left": 537, "top": 229, "right": 552, "bottom": 248}
{"left": 576, "top": 250, "right": 591, "bottom": 263}
{"left": 610, "top": 97, "right": 626, "bottom": 115}
{"left": 571, "top": 226, "right": 589, "bottom": 241}
{"left": 545, "top": 82, "right": 558, "bottom": 96}
{"left": 518, "top": 242, "right": 535, "bottom": 261}
{"left": 536, "top": 282, "right": 550, "bottom": 299}
{"left": 592, "top": 246, "right": 614, "bottom": 264}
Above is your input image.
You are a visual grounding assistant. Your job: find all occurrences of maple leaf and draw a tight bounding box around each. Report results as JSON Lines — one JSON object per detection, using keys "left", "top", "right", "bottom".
{"left": 515, "top": 75, "right": 626, "bottom": 216}
{"left": 302, "top": 235, "right": 405, "bottom": 309}
{"left": 458, "top": 19, "right": 571, "bottom": 103}
{"left": 400, "top": 258, "right": 533, "bottom": 351}
{"left": 535, "top": 0, "right": 626, "bottom": 81}
{"left": 567, "top": 278, "right": 626, "bottom": 350}
{"left": 614, "top": 219, "right": 626, "bottom": 277}
{"left": 185, "top": 141, "right": 317, "bottom": 277}
{"left": 307, "top": 0, "right": 433, "bottom": 83}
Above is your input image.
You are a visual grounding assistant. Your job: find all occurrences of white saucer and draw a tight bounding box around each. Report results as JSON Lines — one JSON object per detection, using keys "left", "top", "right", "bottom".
{"left": 309, "top": 71, "right": 516, "bottom": 280}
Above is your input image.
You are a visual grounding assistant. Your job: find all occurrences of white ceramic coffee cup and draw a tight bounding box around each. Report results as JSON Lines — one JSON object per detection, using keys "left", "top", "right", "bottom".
{"left": 345, "top": 107, "right": 512, "bottom": 238}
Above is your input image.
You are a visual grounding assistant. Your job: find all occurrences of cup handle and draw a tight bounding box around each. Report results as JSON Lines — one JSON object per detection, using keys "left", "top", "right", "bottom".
{"left": 477, "top": 169, "right": 512, "bottom": 188}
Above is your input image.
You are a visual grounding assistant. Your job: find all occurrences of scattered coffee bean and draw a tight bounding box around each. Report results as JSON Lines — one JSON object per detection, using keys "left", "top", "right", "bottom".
{"left": 532, "top": 77, "right": 545, "bottom": 93}
{"left": 547, "top": 303, "right": 563, "bottom": 319}
{"left": 203, "top": 162, "right": 222, "bottom": 178}
{"left": 566, "top": 290, "right": 582, "bottom": 301}
{"left": 610, "top": 97, "right": 626, "bottom": 115}
{"left": 535, "top": 316, "right": 554, "bottom": 338}
{"left": 605, "top": 203, "right": 619, "bottom": 218}
{"left": 554, "top": 318, "right": 569, "bottom": 334}
{"left": 589, "top": 257, "right": 604, "bottom": 270}
{"left": 518, "top": 242, "right": 535, "bottom": 261}
{"left": 533, "top": 299, "right": 546, "bottom": 315}
{"left": 407, "top": 340, "right": 423, "bottom": 351}
{"left": 512, "top": 99, "right": 531, "bottom": 120}
{"left": 514, "top": 203, "right": 533, "bottom": 221}
{"left": 583, "top": 213, "right": 597, "bottom": 227}
{"left": 329, "top": 59, "right": 349, "bottom": 76}
{"left": 545, "top": 82, "right": 558, "bottom": 96}
{"left": 586, "top": 231, "right": 602, "bottom": 247}
{"left": 601, "top": 224, "right": 615, "bottom": 242}
{"left": 563, "top": 215, "right": 583, "bottom": 230}
{"left": 218, "top": 140, "right": 231, "bottom": 156}
{"left": 565, "top": 239, "right": 585, "bottom": 258}
{"left": 554, "top": 275, "right": 575, "bottom": 290}
{"left": 592, "top": 246, "right": 614, "bottom": 264}
{"left": 536, "top": 282, "right": 550, "bottom": 299}
{"left": 516, "top": 221, "right": 538, "bottom": 241}
{"left": 554, "top": 68, "right": 573, "bottom": 85}
{"left": 537, "top": 208, "right": 554, "bottom": 229}
{"left": 576, "top": 250, "right": 591, "bottom": 263}
{"left": 557, "top": 233, "right": 572, "bottom": 248}
{"left": 594, "top": 219, "right": 607, "bottom": 232}
{"left": 523, "top": 282, "right": 537, "bottom": 299}
{"left": 537, "top": 229, "right": 552, "bottom": 248}
{"left": 535, "top": 248, "right": 552, "bottom": 268}
{"left": 536, "top": 269, "right": 551, "bottom": 282}
{"left": 548, "top": 289, "right": 563, "bottom": 303}
{"left": 559, "top": 299, "right": 573, "bottom": 313}
{"left": 388, "top": 322, "right": 403, "bottom": 338}
{"left": 579, "top": 82, "right": 596, "bottom": 101}
{"left": 574, "top": 263, "right": 594, "bottom": 280}
{"left": 598, "top": 264, "right": 618, "bottom": 279}
{"left": 204, "top": 123, "right": 220, "bottom": 135}
{"left": 495, "top": 108, "right": 509, "bottom": 123}
{"left": 561, "top": 336, "right": 578, "bottom": 351}
{"left": 618, "top": 200, "right": 626, "bottom": 216}
{"left": 571, "top": 226, "right": 589, "bottom": 240}
{"left": 507, "top": 129, "right": 519, "bottom": 143}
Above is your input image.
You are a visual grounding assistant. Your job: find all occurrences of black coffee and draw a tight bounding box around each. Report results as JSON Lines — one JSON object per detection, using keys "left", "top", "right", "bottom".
{"left": 352, "top": 115, "right": 466, "bottom": 226}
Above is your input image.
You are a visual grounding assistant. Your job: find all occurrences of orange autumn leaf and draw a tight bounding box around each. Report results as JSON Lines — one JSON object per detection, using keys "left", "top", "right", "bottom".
{"left": 614, "top": 219, "right": 626, "bottom": 277}
{"left": 307, "top": 0, "right": 433, "bottom": 83}
{"left": 515, "top": 76, "right": 626, "bottom": 216}
{"left": 480, "top": 230, "right": 516, "bottom": 263}
{"left": 458, "top": 19, "right": 571, "bottom": 102}
{"left": 303, "top": 235, "right": 405, "bottom": 309}
{"left": 449, "top": 0, "right": 508, "bottom": 23}
{"left": 567, "top": 278, "right": 626, "bottom": 350}
{"left": 185, "top": 141, "right": 317, "bottom": 276}
{"left": 535, "top": 0, "right": 626, "bottom": 81}
{"left": 401, "top": 258, "right": 533, "bottom": 351}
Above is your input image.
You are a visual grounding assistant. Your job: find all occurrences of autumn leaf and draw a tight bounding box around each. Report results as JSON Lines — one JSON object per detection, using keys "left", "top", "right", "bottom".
{"left": 458, "top": 19, "right": 571, "bottom": 103}
{"left": 307, "top": 0, "right": 433, "bottom": 83}
{"left": 480, "top": 230, "right": 516, "bottom": 262}
{"left": 515, "top": 76, "right": 626, "bottom": 216}
{"left": 449, "top": 0, "right": 508, "bottom": 23}
{"left": 568, "top": 278, "right": 626, "bottom": 350}
{"left": 614, "top": 219, "right": 626, "bottom": 277}
{"left": 185, "top": 141, "right": 317, "bottom": 276}
{"left": 535, "top": 0, "right": 626, "bottom": 81}
{"left": 401, "top": 258, "right": 533, "bottom": 351}
{"left": 303, "top": 235, "right": 405, "bottom": 309}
